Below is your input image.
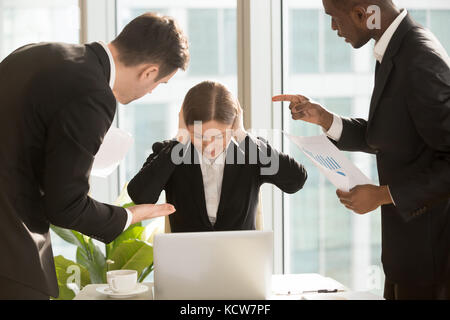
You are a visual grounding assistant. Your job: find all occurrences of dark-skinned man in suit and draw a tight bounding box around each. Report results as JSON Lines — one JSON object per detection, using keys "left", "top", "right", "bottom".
{"left": 274, "top": 0, "right": 450, "bottom": 300}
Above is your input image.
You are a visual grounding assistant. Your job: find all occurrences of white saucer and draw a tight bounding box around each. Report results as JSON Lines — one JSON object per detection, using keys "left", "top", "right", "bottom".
{"left": 96, "top": 284, "right": 149, "bottom": 299}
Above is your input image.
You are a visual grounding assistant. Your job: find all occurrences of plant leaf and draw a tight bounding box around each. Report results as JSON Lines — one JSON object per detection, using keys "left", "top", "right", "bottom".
{"left": 138, "top": 263, "right": 153, "bottom": 283}
{"left": 107, "top": 225, "right": 146, "bottom": 259}
{"left": 53, "top": 256, "right": 90, "bottom": 300}
{"left": 75, "top": 240, "right": 106, "bottom": 284}
{"left": 108, "top": 240, "right": 153, "bottom": 277}
{"left": 90, "top": 238, "right": 107, "bottom": 282}
{"left": 143, "top": 217, "right": 165, "bottom": 245}
{"left": 123, "top": 202, "right": 135, "bottom": 209}
{"left": 76, "top": 247, "right": 98, "bottom": 284}
{"left": 50, "top": 225, "right": 85, "bottom": 249}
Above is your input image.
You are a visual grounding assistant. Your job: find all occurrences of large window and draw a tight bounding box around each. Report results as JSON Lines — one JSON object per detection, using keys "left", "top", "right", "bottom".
{"left": 409, "top": 9, "right": 450, "bottom": 52}
{"left": 4, "top": 0, "right": 449, "bottom": 295}
{"left": 282, "top": 0, "right": 450, "bottom": 295}
{"left": 116, "top": 0, "right": 238, "bottom": 188}
{"left": 289, "top": 9, "right": 352, "bottom": 74}
{"left": 0, "top": 0, "right": 79, "bottom": 60}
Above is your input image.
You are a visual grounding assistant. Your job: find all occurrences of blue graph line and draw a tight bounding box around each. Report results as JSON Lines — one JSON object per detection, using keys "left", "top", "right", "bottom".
{"left": 303, "top": 147, "right": 347, "bottom": 177}
{"left": 323, "top": 157, "right": 332, "bottom": 169}
{"left": 317, "top": 156, "right": 325, "bottom": 167}
{"left": 325, "top": 158, "right": 335, "bottom": 169}
{"left": 318, "top": 156, "right": 327, "bottom": 167}
{"left": 329, "top": 157, "right": 342, "bottom": 169}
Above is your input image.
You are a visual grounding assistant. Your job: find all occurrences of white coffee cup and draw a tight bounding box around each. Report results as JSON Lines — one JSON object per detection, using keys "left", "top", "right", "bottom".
{"left": 107, "top": 270, "right": 138, "bottom": 293}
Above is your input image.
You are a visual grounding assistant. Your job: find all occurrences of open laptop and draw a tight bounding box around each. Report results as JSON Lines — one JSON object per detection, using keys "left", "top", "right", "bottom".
{"left": 153, "top": 230, "right": 273, "bottom": 300}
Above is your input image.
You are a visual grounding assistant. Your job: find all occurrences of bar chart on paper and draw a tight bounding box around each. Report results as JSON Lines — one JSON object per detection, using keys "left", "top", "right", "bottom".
{"left": 301, "top": 148, "right": 347, "bottom": 177}
{"left": 284, "top": 133, "right": 374, "bottom": 191}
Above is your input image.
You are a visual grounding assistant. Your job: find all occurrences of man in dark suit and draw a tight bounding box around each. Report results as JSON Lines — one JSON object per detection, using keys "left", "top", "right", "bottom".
{"left": 0, "top": 13, "right": 189, "bottom": 299}
{"left": 273, "top": 0, "right": 450, "bottom": 299}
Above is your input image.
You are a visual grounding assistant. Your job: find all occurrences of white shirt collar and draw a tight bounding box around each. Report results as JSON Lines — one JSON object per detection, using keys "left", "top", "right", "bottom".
{"left": 374, "top": 9, "right": 408, "bottom": 63}
{"left": 98, "top": 41, "right": 116, "bottom": 90}
{"left": 194, "top": 144, "right": 228, "bottom": 166}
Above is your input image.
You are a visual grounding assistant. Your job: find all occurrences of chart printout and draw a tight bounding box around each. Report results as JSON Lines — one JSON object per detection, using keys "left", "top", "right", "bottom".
{"left": 285, "top": 133, "right": 374, "bottom": 192}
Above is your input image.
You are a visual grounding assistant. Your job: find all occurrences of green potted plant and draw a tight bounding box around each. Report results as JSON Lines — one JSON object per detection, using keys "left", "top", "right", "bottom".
{"left": 51, "top": 185, "right": 164, "bottom": 300}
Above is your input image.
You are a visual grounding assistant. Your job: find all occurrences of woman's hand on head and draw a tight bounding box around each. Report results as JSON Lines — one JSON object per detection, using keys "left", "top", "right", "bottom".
{"left": 178, "top": 106, "right": 187, "bottom": 130}
{"left": 176, "top": 106, "right": 190, "bottom": 144}
{"left": 232, "top": 101, "right": 247, "bottom": 142}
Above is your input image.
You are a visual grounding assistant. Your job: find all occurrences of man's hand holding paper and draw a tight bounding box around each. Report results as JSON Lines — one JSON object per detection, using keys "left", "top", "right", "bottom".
{"left": 280, "top": 113, "right": 394, "bottom": 216}
{"left": 337, "top": 185, "right": 393, "bottom": 215}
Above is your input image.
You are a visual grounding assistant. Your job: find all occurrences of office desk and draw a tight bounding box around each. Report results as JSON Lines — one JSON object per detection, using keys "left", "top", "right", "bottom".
{"left": 73, "top": 273, "right": 382, "bottom": 300}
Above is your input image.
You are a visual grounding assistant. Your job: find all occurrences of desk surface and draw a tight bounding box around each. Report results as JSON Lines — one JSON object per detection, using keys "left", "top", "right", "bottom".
{"left": 74, "top": 273, "right": 382, "bottom": 300}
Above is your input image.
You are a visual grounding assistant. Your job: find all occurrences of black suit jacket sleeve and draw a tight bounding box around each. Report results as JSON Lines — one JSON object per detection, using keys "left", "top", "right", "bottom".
{"left": 128, "top": 140, "right": 186, "bottom": 204}
{"left": 244, "top": 135, "right": 308, "bottom": 194}
{"left": 389, "top": 61, "right": 450, "bottom": 219}
{"left": 335, "top": 118, "right": 377, "bottom": 155}
{"left": 43, "top": 91, "right": 127, "bottom": 244}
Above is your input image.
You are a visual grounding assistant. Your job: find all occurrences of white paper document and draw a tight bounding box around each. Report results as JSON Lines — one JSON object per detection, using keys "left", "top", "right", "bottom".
{"left": 285, "top": 133, "right": 374, "bottom": 192}
{"left": 91, "top": 126, "right": 134, "bottom": 178}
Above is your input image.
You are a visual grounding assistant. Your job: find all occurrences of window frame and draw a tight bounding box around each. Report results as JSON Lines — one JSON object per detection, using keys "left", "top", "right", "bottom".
{"left": 81, "top": 0, "right": 122, "bottom": 205}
